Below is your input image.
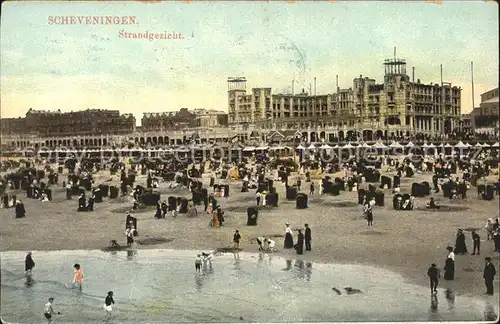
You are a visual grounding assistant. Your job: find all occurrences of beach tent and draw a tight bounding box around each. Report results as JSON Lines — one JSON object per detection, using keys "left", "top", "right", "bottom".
{"left": 454, "top": 141, "right": 467, "bottom": 149}
{"left": 389, "top": 141, "right": 403, "bottom": 148}
{"left": 320, "top": 144, "right": 332, "bottom": 149}
{"left": 405, "top": 141, "right": 415, "bottom": 148}
{"left": 176, "top": 146, "right": 190, "bottom": 152}
{"left": 242, "top": 146, "right": 256, "bottom": 152}
{"left": 296, "top": 145, "right": 305, "bottom": 150}
{"left": 373, "top": 142, "right": 387, "bottom": 149}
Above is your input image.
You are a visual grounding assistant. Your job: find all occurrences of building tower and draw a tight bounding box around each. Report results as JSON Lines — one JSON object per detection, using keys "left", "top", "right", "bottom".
{"left": 382, "top": 49, "right": 411, "bottom": 135}
{"left": 227, "top": 77, "right": 247, "bottom": 124}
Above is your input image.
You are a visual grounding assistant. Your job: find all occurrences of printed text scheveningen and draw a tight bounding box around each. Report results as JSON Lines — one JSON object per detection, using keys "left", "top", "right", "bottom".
{"left": 48, "top": 16, "right": 137, "bottom": 25}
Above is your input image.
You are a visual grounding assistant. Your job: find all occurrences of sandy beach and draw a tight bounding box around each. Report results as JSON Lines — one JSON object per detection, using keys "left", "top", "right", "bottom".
{"left": 1, "top": 165, "right": 499, "bottom": 300}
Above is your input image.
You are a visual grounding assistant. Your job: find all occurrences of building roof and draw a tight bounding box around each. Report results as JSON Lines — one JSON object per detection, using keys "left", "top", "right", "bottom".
{"left": 482, "top": 96, "right": 499, "bottom": 104}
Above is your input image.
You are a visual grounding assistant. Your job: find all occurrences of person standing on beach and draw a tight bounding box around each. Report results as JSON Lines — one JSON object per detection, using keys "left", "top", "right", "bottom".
{"left": 364, "top": 202, "right": 373, "bottom": 226}
{"left": 44, "top": 297, "right": 59, "bottom": 323}
{"left": 125, "top": 226, "right": 135, "bottom": 247}
{"left": 103, "top": 291, "right": 115, "bottom": 320}
{"left": 233, "top": 230, "right": 241, "bottom": 250}
{"left": 427, "top": 263, "right": 439, "bottom": 294}
{"left": 443, "top": 247, "right": 455, "bottom": 280}
{"left": 471, "top": 230, "right": 480, "bottom": 255}
{"left": 483, "top": 257, "right": 496, "bottom": 295}
{"left": 284, "top": 223, "right": 294, "bottom": 249}
{"left": 295, "top": 229, "right": 304, "bottom": 255}
{"left": 25, "top": 252, "right": 35, "bottom": 275}
{"left": 454, "top": 229, "right": 468, "bottom": 255}
{"left": 309, "top": 182, "right": 315, "bottom": 195}
{"left": 72, "top": 264, "right": 84, "bottom": 291}
{"left": 304, "top": 224, "right": 312, "bottom": 251}
{"left": 255, "top": 191, "right": 261, "bottom": 206}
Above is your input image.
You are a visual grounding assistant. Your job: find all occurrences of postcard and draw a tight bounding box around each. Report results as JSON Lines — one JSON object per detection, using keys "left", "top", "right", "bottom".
{"left": 0, "top": 1, "right": 498, "bottom": 323}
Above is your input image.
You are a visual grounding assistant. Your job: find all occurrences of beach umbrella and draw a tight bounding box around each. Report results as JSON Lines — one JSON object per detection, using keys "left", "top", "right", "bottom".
{"left": 256, "top": 146, "right": 269, "bottom": 150}
{"left": 422, "top": 143, "right": 429, "bottom": 148}
{"left": 360, "top": 143, "right": 371, "bottom": 148}
{"left": 465, "top": 143, "right": 472, "bottom": 148}
{"left": 427, "top": 143, "right": 436, "bottom": 148}
{"left": 474, "top": 143, "right": 482, "bottom": 148}
{"left": 242, "top": 146, "right": 256, "bottom": 152}
{"left": 389, "top": 141, "right": 403, "bottom": 148}
{"left": 320, "top": 144, "right": 332, "bottom": 149}
{"left": 481, "top": 143, "right": 490, "bottom": 148}
{"left": 343, "top": 143, "right": 354, "bottom": 149}
{"left": 176, "top": 146, "right": 190, "bottom": 152}
{"left": 307, "top": 144, "right": 316, "bottom": 150}
{"left": 454, "top": 141, "right": 467, "bottom": 148}
{"left": 444, "top": 143, "right": 452, "bottom": 148}
{"left": 492, "top": 142, "right": 499, "bottom": 147}
{"left": 373, "top": 142, "right": 387, "bottom": 149}
{"left": 296, "top": 145, "right": 305, "bottom": 150}
{"left": 332, "top": 144, "right": 339, "bottom": 149}
{"left": 270, "top": 146, "right": 284, "bottom": 150}
{"left": 405, "top": 141, "right": 415, "bottom": 148}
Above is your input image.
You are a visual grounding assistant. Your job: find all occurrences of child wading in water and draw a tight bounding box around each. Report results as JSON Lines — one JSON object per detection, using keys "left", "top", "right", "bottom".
{"left": 44, "top": 297, "right": 60, "bottom": 323}
{"left": 103, "top": 291, "right": 115, "bottom": 320}
{"left": 72, "top": 263, "right": 84, "bottom": 291}
{"left": 195, "top": 254, "right": 202, "bottom": 273}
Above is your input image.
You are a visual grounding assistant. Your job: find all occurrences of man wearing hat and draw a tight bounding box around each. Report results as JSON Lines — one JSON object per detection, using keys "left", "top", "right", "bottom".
{"left": 483, "top": 257, "right": 496, "bottom": 295}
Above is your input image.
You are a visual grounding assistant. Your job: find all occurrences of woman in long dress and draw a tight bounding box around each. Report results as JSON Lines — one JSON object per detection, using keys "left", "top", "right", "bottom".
{"left": 284, "top": 223, "right": 294, "bottom": 249}
{"left": 25, "top": 252, "right": 35, "bottom": 275}
{"left": 454, "top": 229, "right": 468, "bottom": 254}
{"left": 443, "top": 246, "right": 455, "bottom": 280}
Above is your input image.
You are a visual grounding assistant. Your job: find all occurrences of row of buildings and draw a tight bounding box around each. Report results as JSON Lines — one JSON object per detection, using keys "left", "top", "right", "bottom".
{"left": 1, "top": 56, "right": 498, "bottom": 150}
{"left": 228, "top": 58, "right": 464, "bottom": 139}
{"left": 461, "top": 88, "right": 499, "bottom": 135}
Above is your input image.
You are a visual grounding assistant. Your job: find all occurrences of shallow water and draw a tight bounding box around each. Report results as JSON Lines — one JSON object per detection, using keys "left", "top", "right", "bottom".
{"left": 1, "top": 250, "right": 498, "bottom": 323}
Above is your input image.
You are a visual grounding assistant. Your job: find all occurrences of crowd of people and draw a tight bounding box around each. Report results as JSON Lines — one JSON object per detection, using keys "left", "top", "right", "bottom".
{"left": 1, "top": 138, "right": 499, "bottom": 322}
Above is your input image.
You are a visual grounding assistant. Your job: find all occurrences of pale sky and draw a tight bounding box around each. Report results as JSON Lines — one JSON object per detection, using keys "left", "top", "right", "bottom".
{"left": 1, "top": 1, "right": 498, "bottom": 125}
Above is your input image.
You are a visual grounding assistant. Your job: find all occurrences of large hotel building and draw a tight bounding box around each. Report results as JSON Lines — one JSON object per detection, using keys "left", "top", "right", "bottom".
{"left": 3, "top": 55, "right": 497, "bottom": 150}
{"left": 228, "top": 57, "right": 462, "bottom": 142}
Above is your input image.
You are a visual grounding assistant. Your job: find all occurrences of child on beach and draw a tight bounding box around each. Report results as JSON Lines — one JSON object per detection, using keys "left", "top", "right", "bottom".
{"left": 202, "top": 252, "right": 213, "bottom": 268}
{"left": 72, "top": 264, "right": 84, "bottom": 291}
{"left": 103, "top": 291, "right": 115, "bottom": 320}
{"left": 195, "top": 254, "right": 202, "bottom": 272}
{"left": 44, "top": 297, "right": 60, "bottom": 323}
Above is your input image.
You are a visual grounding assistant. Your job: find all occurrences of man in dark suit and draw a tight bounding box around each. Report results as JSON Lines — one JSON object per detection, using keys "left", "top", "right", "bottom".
{"left": 472, "top": 230, "right": 480, "bottom": 255}
{"left": 304, "top": 223, "right": 312, "bottom": 251}
{"left": 427, "top": 263, "right": 439, "bottom": 294}
{"left": 483, "top": 257, "right": 496, "bottom": 295}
